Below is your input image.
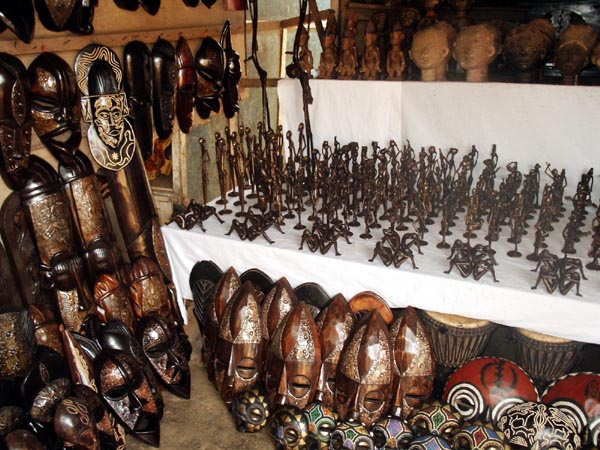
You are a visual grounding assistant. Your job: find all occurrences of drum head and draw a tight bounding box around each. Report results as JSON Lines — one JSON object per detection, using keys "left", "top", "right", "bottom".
{"left": 189, "top": 260, "right": 223, "bottom": 334}
{"left": 348, "top": 291, "right": 393, "bottom": 325}
{"left": 240, "top": 268, "right": 273, "bottom": 298}
{"left": 294, "top": 282, "right": 330, "bottom": 318}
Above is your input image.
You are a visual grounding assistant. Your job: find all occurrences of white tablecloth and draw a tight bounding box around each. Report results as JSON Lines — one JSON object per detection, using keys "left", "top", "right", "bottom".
{"left": 162, "top": 198, "right": 600, "bottom": 345}
{"left": 278, "top": 79, "right": 600, "bottom": 189}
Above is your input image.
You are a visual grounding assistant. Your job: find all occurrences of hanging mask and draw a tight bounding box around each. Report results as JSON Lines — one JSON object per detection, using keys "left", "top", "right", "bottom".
{"left": 409, "top": 402, "right": 461, "bottom": 444}
{"left": 123, "top": 41, "right": 154, "bottom": 161}
{"left": 175, "top": 37, "right": 196, "bottom": 134}
{"left": 28, "top": 304, "right": 63, "bottom": 356}
{"left": 220, "top": 20, "right": 241, "bottom": 119}
{"left": 0, "top": 53, "right": 32, "bottom": 190}
{"left": 265, "top": 302, "right": 321, "bottom": 409}
{"left": 54, "top": 396, "right": 100, "bottom": 450}
{"left": 390, "top": 307, "right": 435, "bottom": 420}
{"left": 113, "top": 0, "right": 140, "bottom": 11}
{"left": 67, "top": 0, "right": 97, "bottom": 35}
{"left": 408, "top": 435, "right": 452, "bottom": 450}
{"left": 194, "top": 37, "right": 225, "bottom": 119}
{"left": 542, "top": 372, "right": 600, "bottom": 447}
{"left": 183, "top": 0, "right": 200, "bottom": 6}
{"left": 335, "top": 310, "right": 393, "bottom": 427}
{"left": 28, "top": 51, "right": 81, "bottom": 163}
{"left": 93, "top": 273, "right": 136, "bottom": 332}
{"left": 269, "top": 404, "right": 310, "bottom": 450}
{"left": 95, "top": 350, "right": 161, "bottom": 447}
{"left": 231, "top": 386, "right": 271, "bottom": 433}
{"left": 141, "top": 0, "right": 160, "bottom": 14}
{"left": 443, "top": 357, "right": 539, "bottom": 426}
{"left": 0, "top": 307, "right": 35, "bottom": 379}
{"left": 498, "top": 401, "right": 581, "bottom": 450}
{"left": 203, "top": 267, "right": 241, "bottom": 383}
{"left": 137, "top": 314, "right": 191, "bottom": 399}
{"left": 129, "top": 256, "right": 171, "bottom": 319}
{"left": 262, "top": 277, "right": 298, "bottom": 355}
{"left": 152, "top": 39, "right": 176, "bottom": 140}
{"left": 113, "top": 0, "right": 159, "bottom": 14}
{"left": 34, "top": 0, "right": 77, "bottom": 32}
{"left": 214, "top": 281, "right": 263, "bottom": 405}
{"left": 314, "top": 293, "right": 355, "bottom": 408}
{"left": 371, "top": 416, "right": 414, "bottom": 450}
{"left": 453, "top": 424, "right": 509, "bottom": 450}
{"left": 0, "top": 1, "right": 35, "bottom": 43}
{"left": 75, "top": 44, "right": 136, "bottom": 171}
{"left": 190, "top": 259, "right": 223, "bottom": 336}
{"left": 330, "top": 421, "right": 374, "bottom": 450}
{"left": 304, "top": 402, "right": 337, "bottom": 450}
{"left": 3, "top": 429, "right": 45, "bottom": 449}
{"left": 21, "top": 347, "right": 71, "bottom": 424}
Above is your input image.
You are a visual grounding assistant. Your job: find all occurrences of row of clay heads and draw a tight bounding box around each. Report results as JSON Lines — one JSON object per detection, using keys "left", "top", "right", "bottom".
{"left": 0, "top": 307, "right": 191, "bottom": 449}
{"left": 198, "top": 267, "right": 437, "bottom": 431}
{"left": 319, "top": 15, "right": 599, "bottom": 85}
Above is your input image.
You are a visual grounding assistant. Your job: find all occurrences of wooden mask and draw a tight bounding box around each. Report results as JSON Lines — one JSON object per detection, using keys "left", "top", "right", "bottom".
{"left": 152, "top": 39, "right": 176, "bottom": 140}
{"left": 175, "top": 37, "right": 196, "bottom": 134}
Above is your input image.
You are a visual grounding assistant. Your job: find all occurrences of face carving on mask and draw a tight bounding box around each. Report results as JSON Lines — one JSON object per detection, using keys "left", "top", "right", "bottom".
{"left": 314, "top": 293, "right": 356, "bottom": 408}
{"left": 390, "top": 307, "right": 435, "bottom": 420}
{"left": 265, "top": 302, "right": 321, "bottom": 410}
{"left": 409, "top": 402, "right": 461, "bottom": 444}
{"left": 54, "top": 396, "right": 100, "bottom": 450}
{"left": 152, "top": 39, "right": 176, "bottom": 140}
{"left": 335, "top": 310, "right": 393, "bottom": 427}
{"left": 137, "top": 314, "right": 190, "bottom": 399}
{"left": 175, "top": 37, "right": 196, "bottom": 134}
{"left": 231, "top": 386, "right": 270, "bottom": 433}
{"left": 330, "top": 421, "right": 374, "bottom": 450}
{"left": 371, "top": 416, "right": 414, "bottom": 450}
{"left": 453, "top": 424, "right": 508, "bottom": 450}
{"left": 95, "top": 350, "right": 161, "bottom": 447}
{"left": 214, "top": 281, "right": 263, "bottom": 405}
{"left": 269, "top": 404, "right": 310, "bottom": 450}
{"left": 0, "top": 53, "right": 32, "bottom": 190}
{"left": 304, "top": 402, "right": 337, "bottom": 450}
{"left": 408, "top": 435, "right": 452, "bottom": 450}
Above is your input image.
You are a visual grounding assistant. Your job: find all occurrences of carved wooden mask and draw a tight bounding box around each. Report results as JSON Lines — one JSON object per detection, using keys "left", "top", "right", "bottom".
{"left": 152, "top": 39, "right": 176, "bottom": 140}
{"left": 175, "top": 37, "right": 196, "bottom": 134}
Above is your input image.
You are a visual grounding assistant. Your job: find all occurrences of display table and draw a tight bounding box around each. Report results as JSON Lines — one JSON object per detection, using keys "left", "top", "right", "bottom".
{"left": 162, "top": 198, "right": 600, "bottom": 345}
{"left": 278, "top": 79, "right": 600, "bottom": 188}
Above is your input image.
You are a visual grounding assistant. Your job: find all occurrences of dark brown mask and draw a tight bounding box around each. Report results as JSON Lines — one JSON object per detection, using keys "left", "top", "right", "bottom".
{"left": 264, "top": 302, "right": 321, "bottom": 409}
{"left": 123, "top": 41, "right": 153, "bottom": 160}
{"left": 34, "top": 0, "right": 77, "bottom": 32}
{"left": 390, "top": 307, "right": 435, "bottom": 420}
{"left": 175, "top": 37, "right": 196, "bottom": 134}
{"left": 335, "top": 310, "right": 393, "bottom": 427}
{"left": 221, "top": 20, "right": 241, "bottom": 119}
{"left": 0, "top": 53, "right": 32, "bottom": 190}
{"left": 129, "top": 256, "right": 171, "bottom": 319}
{"left": 67, "top": 0, "right": 97, "bottom": 35}
{"left": 28, "top": 304, "right": 63, "bottom": 356}
{"left": 21, "top": 347, "right": 71, "bottom": 424}
{"left": 194, "top": 37, "right": 225, "bottom": 118}
{"left": 0, "top": 1, "right": 35, "bottom": 43}
{"left": 95, "top": 350, "right": 161, "bottom": 446}
{"left": 0, "top": 307, "right": 35, "bottom": 379}
{"left": 137, "top": 314, "right": 190, "bottom": 399}
{"left": 314, "top": 293, "right": 356, "bottom": 408}
{"left": 203, "top": 267, "right": 241, "bottom": 383}
{"left": 94, "top": 273, "right": 136, "bottom": 332}
{"left": 54, "top": 396, "right": 100, "bottom": 450}
{"left": 214, "top": 281, "right": 263, "bottom": 405}
{"left": 3, "top": 429, "right": 44, "bottom": 450}
{"left": 28, "top": 52, "right": 82, "bottom": 163}
{"left": 152, "top": 39, "right": 176, "bottom": 140}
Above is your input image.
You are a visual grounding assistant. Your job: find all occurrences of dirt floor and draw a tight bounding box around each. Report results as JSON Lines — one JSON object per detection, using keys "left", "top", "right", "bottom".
{"left": 127, "top": 321, "right": 274, "bottom": 450}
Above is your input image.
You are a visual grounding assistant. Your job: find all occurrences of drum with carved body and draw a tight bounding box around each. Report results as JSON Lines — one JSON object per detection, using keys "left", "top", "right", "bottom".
{"left": 420, "top": 310, "right": 497, "bottom": 369}
{"left": 511, "top": 327, "right": 583, "bottom": 388}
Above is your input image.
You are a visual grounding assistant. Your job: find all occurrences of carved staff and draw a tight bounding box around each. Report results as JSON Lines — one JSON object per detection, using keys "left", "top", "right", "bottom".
{"left": 247, "top": 0, "right": 271, "bottom": 131}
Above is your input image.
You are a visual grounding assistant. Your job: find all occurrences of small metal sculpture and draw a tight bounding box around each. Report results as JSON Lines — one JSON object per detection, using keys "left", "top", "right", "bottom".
{"left": 299, "top": 217, "right": 351, "bottom": 256}
{"left": 226, "top": 209, "right": 282, "bottom": 244}
{"left": 532, "top": 250, "right": 587, "bottom": 296}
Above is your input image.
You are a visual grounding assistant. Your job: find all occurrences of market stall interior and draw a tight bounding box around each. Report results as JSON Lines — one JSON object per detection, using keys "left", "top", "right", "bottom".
{"left": 2, "top": 0, "right": 600, "bottom": 449}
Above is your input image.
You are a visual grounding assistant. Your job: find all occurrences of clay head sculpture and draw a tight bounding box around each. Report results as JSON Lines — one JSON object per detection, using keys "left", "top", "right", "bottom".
{"left": 555, "top": 23, "right": 598, "bottom": 85}
{"left": 410, "top": 22, "right": 456, "bottom": 81}
{"left": 0, "top": 53, "right": 32, "bottom": 190}
{"left": 503, "top": 19, "right": 555, "bottom": 83}
{"left": 453, "top": 24, "right": 502, "bottom": 82}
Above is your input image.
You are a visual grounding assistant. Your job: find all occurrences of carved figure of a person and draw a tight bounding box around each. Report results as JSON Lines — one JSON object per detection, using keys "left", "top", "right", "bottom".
{"left": 338, "top": 27, "right": 358, "bottom": 79}
{"left": 298, "top": 26, "right": 314, "bottom": 77}
{"left": 555, "top": 23, "right": 598, "bottom": 85}
{"left": 361, "top": 19, "right": 381, "bottom": 80}
{"left": 453, "top": 23, "right": 502, "bottom": 82}
{"left": 410, "top": 22, "right": 457, "bottom": 81}
{"left": 504, "top": 19, "right": 555, "bottom": 83}
{"left": 318, "top": 13, "right": 338, "bottom": 79}
{"left": 387, "top": 20, "right": 407, "bottom": 80}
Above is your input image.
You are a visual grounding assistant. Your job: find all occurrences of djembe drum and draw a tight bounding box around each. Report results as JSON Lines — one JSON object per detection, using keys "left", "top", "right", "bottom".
{"left": 511, "top": 327, "right": 583, "bottom": 389}
{"left": 420, "top": 310, "right": 497, "bottom": 369}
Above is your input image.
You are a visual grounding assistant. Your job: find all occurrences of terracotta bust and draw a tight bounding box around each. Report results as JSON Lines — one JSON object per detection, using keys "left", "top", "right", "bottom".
{"left": 410, "top": 22, "right": 457, "bottom": 81}
{"left": 504, "top": 19, "right": 555, "bottom": 83}
{"left": 555, "top": 23, "right": 598, "bottom": 85}
{"left": 453, "top": 23, "right": 502, "bottom": 82}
